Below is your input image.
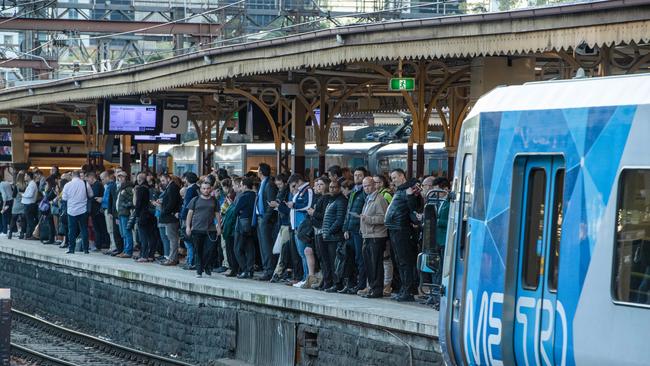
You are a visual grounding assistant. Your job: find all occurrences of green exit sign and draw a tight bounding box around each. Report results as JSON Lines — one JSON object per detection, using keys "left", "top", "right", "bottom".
{"left": 71, "top": 118, "right": 86, "bottom": 127}
{"left": 233, "top": 111, "right": 239, "bottom": 119}
{"left": 389, "top": 78, "right": 415, "bottom": 91}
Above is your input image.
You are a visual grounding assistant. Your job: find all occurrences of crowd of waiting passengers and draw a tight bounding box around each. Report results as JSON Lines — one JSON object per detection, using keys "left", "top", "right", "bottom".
{"left": 0, "top": 163, "right": 450, "bottom": 303}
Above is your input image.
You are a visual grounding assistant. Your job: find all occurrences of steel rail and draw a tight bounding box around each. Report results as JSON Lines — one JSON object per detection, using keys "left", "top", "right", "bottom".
{"left": 11, "top": 308, "right": 195, "bottom": 366}
{"left": 10, "top": 342, "right": 80, "bottom": 366}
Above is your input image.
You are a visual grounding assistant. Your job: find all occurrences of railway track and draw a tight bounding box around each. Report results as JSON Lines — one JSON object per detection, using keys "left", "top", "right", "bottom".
{"left": 10, "top": 309, "right": 195, "bottom": 366}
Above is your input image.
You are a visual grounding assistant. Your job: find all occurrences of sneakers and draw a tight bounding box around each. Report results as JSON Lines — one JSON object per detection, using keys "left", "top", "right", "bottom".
{"left": 292, "top": 280, "right": 306, "bottom": 288}
{"left": 383, "top": 284, "right": 393, "bottom": 297}
{"left": 299, "top": 275, "right": 318, "bottom": 289}
{"left": 357, "top": 287, "right": 370, "bottom": 296}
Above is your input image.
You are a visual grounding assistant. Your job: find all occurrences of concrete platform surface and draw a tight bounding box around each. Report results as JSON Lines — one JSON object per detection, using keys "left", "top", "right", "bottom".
{"left": 0, "top": 238, "right": 437, "bottom": 337}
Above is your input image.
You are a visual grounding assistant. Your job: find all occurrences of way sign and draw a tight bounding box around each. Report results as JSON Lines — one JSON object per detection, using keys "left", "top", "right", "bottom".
{"left": 71, "top": 118, "right": 86, "bottom": 127}
{"left": 162, "top": 100, "right": 188, "bottom": 134}
{"left": 389, "top": 78, "right": 415, "bottom": 91}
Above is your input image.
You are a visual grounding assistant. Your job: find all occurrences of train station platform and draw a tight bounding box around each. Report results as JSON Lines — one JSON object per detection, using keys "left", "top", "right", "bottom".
{"left": 0, "top": 238, "right": 440, "bottom": 365}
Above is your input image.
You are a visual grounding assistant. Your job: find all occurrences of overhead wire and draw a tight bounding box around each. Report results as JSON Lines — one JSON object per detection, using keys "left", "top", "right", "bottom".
{"left": 0, "top": 0, "right": 56, "bottom": 26}
{"left": 10, "top": 0, "right": 456, "bottom": 77}
{"left": 0, "top": 0, "right": 245, "bottom": 68}
{"left": 115, "top": 1, "right": 452, "bottom": 66}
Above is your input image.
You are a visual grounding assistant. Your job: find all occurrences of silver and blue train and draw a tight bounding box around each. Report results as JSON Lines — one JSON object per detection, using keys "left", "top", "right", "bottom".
{"left": 440, "top": 74, "right": 650, "bottom": 366}
{"left": 162, "top": 141, "right": 449, "bottom": 177}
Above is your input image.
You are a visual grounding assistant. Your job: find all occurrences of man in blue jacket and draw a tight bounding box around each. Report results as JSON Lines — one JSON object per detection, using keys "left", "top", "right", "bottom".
{"left": 286, "top": 173, "right": 313, "bottom": 288}
{"left": 254, "top": 163, "right": 278, "bottom": 281}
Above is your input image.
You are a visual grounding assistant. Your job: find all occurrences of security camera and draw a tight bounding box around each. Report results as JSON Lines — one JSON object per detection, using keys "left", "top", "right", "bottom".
{"left": 140, "top": 95, "right": 152, "bottom": 105}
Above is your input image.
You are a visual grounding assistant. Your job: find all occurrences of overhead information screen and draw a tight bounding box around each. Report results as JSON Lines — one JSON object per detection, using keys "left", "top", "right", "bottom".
{"left": 108, "top": 104, "right": 158, "bottom": 134}
{"left": 133, "top": 133, "right": 180, "bottom": 144}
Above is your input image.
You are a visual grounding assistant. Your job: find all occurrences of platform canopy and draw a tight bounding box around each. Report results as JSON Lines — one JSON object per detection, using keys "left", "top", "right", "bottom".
{"left": 0, "top": 0, "right": 648, "bottom": 110}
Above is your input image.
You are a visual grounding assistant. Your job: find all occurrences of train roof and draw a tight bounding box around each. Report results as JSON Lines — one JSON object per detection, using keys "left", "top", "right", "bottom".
{"left": 374, "top": 142, "right": 446, "bottom": 154}
{"left": 467, "top": 73, "right": 650, "bottom": 120}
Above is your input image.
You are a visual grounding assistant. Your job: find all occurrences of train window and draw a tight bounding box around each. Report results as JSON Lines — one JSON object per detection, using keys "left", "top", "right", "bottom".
{"left": 548, "top": 169, "right": 565, "bottom": 292}
{"left": 613, "top": 169, "right": 650, "bottom": 305}
{"left": 459, "top": 154, "right": 474, "bottom": 260}
{"left": 522, "top": 168, "right": 547, "bottom": 290}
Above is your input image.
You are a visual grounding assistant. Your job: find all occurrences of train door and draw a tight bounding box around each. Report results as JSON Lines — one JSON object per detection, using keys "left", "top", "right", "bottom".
{"left": 448, "top": 153, "right": 474, "bottom": 364}
{"left": 513, "top": 156, "right": 564, "bottom": 366}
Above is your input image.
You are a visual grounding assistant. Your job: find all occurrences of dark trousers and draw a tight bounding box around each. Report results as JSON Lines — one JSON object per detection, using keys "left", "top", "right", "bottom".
{"left": 224, "top": 235, "right": 239, "bottom": 273}
{"left": 9, "top": 213, "right": 24, "bottom": 237}
{"left": 209, "top": 235, "right": 222, "bottom": 269}
{"left": 321, "top": 239, "right": 338, "bottom": 288}
{"left": 42, "top": 214, "right": 55, "bottom": 242}
{"left": 192, "top": 231, "right": 216, "bottom": 275}
{"left": 137, "top": 224, "right": 156, "bottom": 259}
{"left": 91, "top": 213, "right": 109, "bottom": 249}
{"left": 68, "top": 212, "right": 89, "bottom": 253}
{"left": 256, "top": 217, "right": 276, "bottom": 275}
{"left": 113, "top": 216, "right": 124, "bottom": 253}
{"left": 1, "top": 200, "right": 12, "bottom": 233}
{"left": 350, "top": 231, "right": 366, "bottom": 288}
{"left": 289, "top": 232, "right": 303, "bottom": 280}
{"left": 363, "top": 237, "right": 387, "bottom": 294}
{"left": 235, "top": 231, "right": 255, "bottom": 273}
{"left": 24, "top": 203, "right": 38, "bottom": 238}
{"left": 389, "top": 229, "right": 417, "bottom": 295}
{"left": 335, "top": 239, "right": 355, "bottom": 286}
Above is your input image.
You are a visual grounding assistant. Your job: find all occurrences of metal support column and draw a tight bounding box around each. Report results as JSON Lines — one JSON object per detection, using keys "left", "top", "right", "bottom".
{"left": 292, "top": 99, "right": 306, "bottom": 176}
{"left": 121, "top": 135, "right": 132, "bottom": 175}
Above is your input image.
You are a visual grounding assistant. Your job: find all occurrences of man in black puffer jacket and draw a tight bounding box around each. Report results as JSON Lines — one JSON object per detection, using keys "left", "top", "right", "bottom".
{"left": 341, "top": 167, "right": 369, "bottom": 294}
{"left": 384, "top": 168, "right": 419, "bottom": 302}
{"left": 321, "top": 179, "right": 348, "bottom": 292}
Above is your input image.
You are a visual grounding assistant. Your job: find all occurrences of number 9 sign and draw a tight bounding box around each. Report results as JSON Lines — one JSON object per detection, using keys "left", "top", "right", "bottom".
{"left": 162, "top": 100, "right": 188, "bottom": 133}
{"left": 170, "top": 115, "right": 180, "bottom": 129}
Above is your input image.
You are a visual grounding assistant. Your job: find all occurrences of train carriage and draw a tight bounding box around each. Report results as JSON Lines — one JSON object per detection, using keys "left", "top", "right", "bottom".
{"left": 440, "top": 74, "right": 650, "bottom": 366}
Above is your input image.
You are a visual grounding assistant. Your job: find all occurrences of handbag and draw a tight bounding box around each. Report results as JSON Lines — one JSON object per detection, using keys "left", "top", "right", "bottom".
{"left": 32, "top": 222, "right": 40, "bottom": 240}
{"left": 38, "top": 196, "right": 50, "bottom": 213}
{"left": 297, "top": 217, "right": 314, "bottom": 244}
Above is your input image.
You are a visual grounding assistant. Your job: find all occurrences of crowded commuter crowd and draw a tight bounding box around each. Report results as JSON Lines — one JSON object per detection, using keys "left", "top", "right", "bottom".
{"left": 0, "top": 163, "right": 450, "bottom": 303}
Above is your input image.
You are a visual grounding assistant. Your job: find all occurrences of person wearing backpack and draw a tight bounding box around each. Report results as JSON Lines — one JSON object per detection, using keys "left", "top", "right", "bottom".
{"left": 185, "top": 181, "right": 222, "bottom": 278}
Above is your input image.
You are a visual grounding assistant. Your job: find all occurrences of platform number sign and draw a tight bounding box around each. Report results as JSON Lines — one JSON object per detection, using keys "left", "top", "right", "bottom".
{"left": 162, "top": 100, "right": 188, "bottom": 134}
{"left": 389, "top": 78, "right": 415, "bottom": 91}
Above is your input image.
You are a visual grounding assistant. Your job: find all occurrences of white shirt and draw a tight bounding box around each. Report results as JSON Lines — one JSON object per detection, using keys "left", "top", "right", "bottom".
{"left": 62, "top": 177, "right": 93, "bottom": 216}
{"left": 21, "top": 180, "right": 38, "bottom": 204}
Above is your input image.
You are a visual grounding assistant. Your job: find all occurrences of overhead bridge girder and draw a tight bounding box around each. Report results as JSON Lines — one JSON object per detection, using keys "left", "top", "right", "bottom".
{"left": 0, "top": 17, "right": 222, "bottom": 36}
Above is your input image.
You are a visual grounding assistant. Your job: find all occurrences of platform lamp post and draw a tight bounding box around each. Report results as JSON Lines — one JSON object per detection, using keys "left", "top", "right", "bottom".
{"left": 0, "top": 288, "right": 10, "bottom": 366}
